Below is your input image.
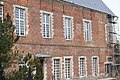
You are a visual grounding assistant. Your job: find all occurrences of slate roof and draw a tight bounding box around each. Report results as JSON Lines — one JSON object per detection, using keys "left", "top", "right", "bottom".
{"left": 64, "top": 0, "right": 116, "bottom": 16}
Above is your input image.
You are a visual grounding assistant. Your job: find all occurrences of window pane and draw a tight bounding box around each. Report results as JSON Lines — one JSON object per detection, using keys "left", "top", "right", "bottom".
{"left": 0, "top": 7, "right": 2, "bottom": 15}
{"left": 15, "top": 7, "right": 19, "bottom": 19}
{"left": 68, "top": 19, "right": 71, "bottom": 27}
{"left": 20, "top": 21, "right": 24, "bottom": 35}
{"left": 43, "top": 24, "right": 46, "bottom": 37}
{"left": 0, "top": 6, "right": 3, "bottom": 20}
{"left": 68, "top": 28, "right": 71, "bottom": 39}
{"left": 46, "top": 14, "right": 50, "bottom": 24}
{"left": 65, "top": 58, "right": 71, "bottom": 79}
{"left": 15, "top": 20, "right": 19, "bottom": 35}
{"left": 46, "top": 24, "right": 50, "bottom": 37}
{"left": 20, "top": 9, "right": 24, "bottom": 19}
{"left": 43, "top": 14, "right": 46, "bottom": 23}
{"left": 53, "top": 59, "right": 61, "bottom": 80}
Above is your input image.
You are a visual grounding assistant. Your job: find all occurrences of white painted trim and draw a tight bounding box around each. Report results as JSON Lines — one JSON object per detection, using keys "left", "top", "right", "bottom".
{"left": 43, "top": 59, "right": 47, "bottom": 80}
{"left": 105, "top": 24, "right": 108, "bottom": 42}
{"left": 64, "top": 56, "right": 73, "bottom": 79}
{"left": 106, "top": 56, "right": 112, "bottom": 62}
{"left": 91, "top": 56, "right": 99, "bottom": 76}
{"left": 105, "top": 24, "right": 111, "bottom": 43}
{"left": 63, "top": 15, "right": 74, "bottom": 41}
{"left": 83, "top": 19, "right": 91, "bottom": 23}
{"left": 104, "top": 62, "right": 113, "bottom": 64}
{"left": 13, "top": 5, "right": 28, "bottom": 36}
{"left": 13, "top": 5, "right": 27, "bottom": 9}
{"left": 52, "top": 57, "right": 62, "bottom": 80}
{"left": 40, "top": 10, "right": 53, "bottom": 15}
{"left": 83, "top": 19, "right": 92, "bottom": 42}
{"left": 0, "top": 2, "right": 4, "bottom": 4}
{"left": 104, "top": 62, "right": 113, "bottom": 75}
{"left": 40, "top": 10, "right": 54, "bottom": 38}
{"left": 78, "top": 56, "right": 87, "bottom": 78}
{"left": 63, "top": 15, "right": 73, "bottom": 19}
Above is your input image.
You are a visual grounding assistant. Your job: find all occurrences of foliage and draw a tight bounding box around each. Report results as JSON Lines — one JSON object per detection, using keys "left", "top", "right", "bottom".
{"left": 0, "top": 13, "right": 43, "bottom": 80}
{"left": 0, "top": 13, "right": 18, "bottom": 54}
{"left": 5, "top": 53, "right": 44, "bottom": 80}
{"left": 0, "top": 13, "right": 19, "bottom": 64}
{"left": 0, "top": 13, "right": 19, "bottom": 80}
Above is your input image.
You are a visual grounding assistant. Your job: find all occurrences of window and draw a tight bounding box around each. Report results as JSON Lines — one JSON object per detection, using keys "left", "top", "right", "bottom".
{"left": 64, "top": 16, "right": 73, "bottom": 40}
{"left": 41, "top": 11, "right": 53, "bottom": 38}
{"left": 83, "top": 19, "right": 92, "bottom": 42}
{"left": 79, "top": 57, "right": 87, "bottom": 77}
{"left": 53, "top": 58, "right": 61, "bottom": 80}
{"left": 0, "top": 5, "right": 3, "bottom": 20}
{"left": 64, "top": 57, "right": 72, "bottom": 79}
{"left": 14, "top": 6, "right": 27, "bottom": 36}
{"left": 105, "top": 63, "right": 112, "bottom": 75}
{"left": 92, "top": 56, "right": 99, "bottom": 76}
{"left": 105, "top": 24, "right": 110, "bottom": 42}
{"left": 105, "top": 56, "right": 113, "bottom": 75}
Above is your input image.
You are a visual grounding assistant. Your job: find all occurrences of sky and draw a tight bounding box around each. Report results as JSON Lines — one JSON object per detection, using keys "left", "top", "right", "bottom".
{"left": 102, "top": 0, "right": 120, "bottom": 40}
{"left": 102, "top": 0, "right": 120, "bottom": 17}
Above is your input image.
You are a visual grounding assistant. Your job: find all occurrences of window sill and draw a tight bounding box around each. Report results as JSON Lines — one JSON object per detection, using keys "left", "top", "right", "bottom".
{"left": 66, "top": 39, "right": 73, "bottom": 41}
{"left": 43, "top": 37, "right": 52, "bottom": 39}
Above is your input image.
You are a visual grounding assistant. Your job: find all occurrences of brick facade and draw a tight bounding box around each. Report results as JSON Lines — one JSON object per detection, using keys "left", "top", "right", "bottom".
{"left": 1, "top": 0, "right": 110, "bottom": 79}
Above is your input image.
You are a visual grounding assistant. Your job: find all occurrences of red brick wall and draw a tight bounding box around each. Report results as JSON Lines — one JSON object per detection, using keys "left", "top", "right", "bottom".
{"left": 3, "top": 0, "right": 107, "bottom": 47}
{"left": 1, "top": 0, "right": 109, "bottom": 79}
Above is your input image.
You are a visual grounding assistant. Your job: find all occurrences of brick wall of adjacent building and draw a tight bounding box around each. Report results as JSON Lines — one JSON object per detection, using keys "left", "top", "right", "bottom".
{"left": 1, "top": 0, "right": 109, "bottom": 79}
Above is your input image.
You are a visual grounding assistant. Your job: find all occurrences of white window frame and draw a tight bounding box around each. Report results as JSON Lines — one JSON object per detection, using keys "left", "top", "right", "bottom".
{"left": 0, "top": 5, "right": 3, "bottom": 21}
{"left": 79, "top": 56, "right": 87, "bottom": 77}
{"left": 14, "top": 5, "right": 28, "bottom": 36}
{"left": 104, "top": 56, "right": 113, "bottom": 75}
{"left": 106, "top": 56, "right": 112, "bottom": 62}
{"left": 52, "top": 57, "right": 62, "bottom": 80}
{"left": 105, "top": 24, "right": 111, "bottom": 43}
{"left": 43, "top": 60, "right": 47, "bottom": 80}
{"left": 104, "top": 62, "right": 112, "bottom": 75}
{"left": 92, "top": 56, "right": 99, "bottom": 76}
{"left": 83, "top": 19, "right": 92, "bottom": 42}
{"left": 40, "top": 10, "right": 53, "bottom": 38}
{"left": 63, "top": 15, "right": 74, "bottom": 40}
{"left": 64, "top": 56, "right": 73, "bottom": 80}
